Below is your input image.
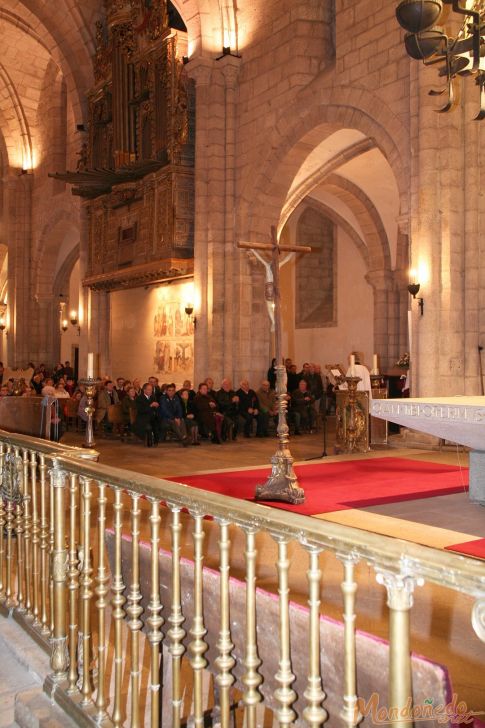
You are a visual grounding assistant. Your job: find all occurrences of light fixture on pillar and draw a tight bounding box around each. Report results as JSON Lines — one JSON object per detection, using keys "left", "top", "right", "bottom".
{"left": 0, "top": 303, "right": 7, "bottom": 334}
{"left": 61, "top": 320, "right": 69, "bottom": 333}
{"left": 408, "top": 281, "right": 424, "bottom": 315}
{"left": 70, "top": 310, "right": 81, "bottom": 335}
{"left": 215, "top": 46, "right": 241, "bottom": 60}
{"left": 395, "top": 0, "right": 485, "bottom": 119}
{"left": 184, "top": 303, "right": 196, "bottom": 329}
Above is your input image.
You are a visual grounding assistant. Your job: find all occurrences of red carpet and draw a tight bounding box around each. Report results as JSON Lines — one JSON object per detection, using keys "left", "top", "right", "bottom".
{"left": 169, "top": 457, "right": 468, "bottom": 516}
{"left": 445, "top": 538, "right": 485, "bottom": 561}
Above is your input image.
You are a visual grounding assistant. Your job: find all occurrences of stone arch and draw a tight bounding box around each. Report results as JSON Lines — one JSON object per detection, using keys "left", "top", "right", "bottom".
{"left": 51, "top": 244, "right": 80, "bottom": 364}
{"left": 0, "top": 2, "right": 99, "bottom": 122}
{"left": 170, "top": 0, "right": 229, "bottom": 56}
{"left": 35, "top": 208, "right": 80, "bottom": 300}
{"left": 239, "top": 84, "right": 410, "bottom": 244}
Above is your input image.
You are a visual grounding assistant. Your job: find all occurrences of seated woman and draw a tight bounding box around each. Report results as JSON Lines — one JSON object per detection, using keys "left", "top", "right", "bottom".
{"left": 178, "top": 388, "right": 200, "bottom": 445}
{"left": 121, "top": 386, "right": 137, "bottom": 438}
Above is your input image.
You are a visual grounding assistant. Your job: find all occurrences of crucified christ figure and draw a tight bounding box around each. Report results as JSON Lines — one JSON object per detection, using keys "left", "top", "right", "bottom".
{"left": 250, "top": 248, "right": 293, "bottom": 332}
{"left": 238, "top": 225, "right": 311, "bottom": 504}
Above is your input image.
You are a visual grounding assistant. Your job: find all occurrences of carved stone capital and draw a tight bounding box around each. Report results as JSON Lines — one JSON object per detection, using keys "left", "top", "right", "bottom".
{"left": 376, "top": 570, "right": 424, "bottom": 611}
{"left": 219, "top": 54, "right": 241, "bottom": 88}
{"left": 185, "top": 57, "right": 214, "bottom": 87}
{"left": 365, "top": 268, "right": 394, "bottom": 291}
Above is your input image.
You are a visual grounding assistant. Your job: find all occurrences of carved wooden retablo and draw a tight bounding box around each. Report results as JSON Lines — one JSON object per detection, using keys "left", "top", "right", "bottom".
{"left": 50, "top": 0, "right": 195, "bottom": 291}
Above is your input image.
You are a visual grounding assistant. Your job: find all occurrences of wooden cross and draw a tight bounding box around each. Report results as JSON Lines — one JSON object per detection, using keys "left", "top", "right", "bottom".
{"left": 238, "top": 225, "right": 311, "bottom": 367}
{"left": 237, "top": 226, "right": 312, "bottom": 504}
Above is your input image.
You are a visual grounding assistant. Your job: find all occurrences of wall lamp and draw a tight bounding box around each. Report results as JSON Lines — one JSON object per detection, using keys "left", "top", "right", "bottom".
{"left": 69, "top": 310, "right": 81, "bottom": 335}
{"left": 0, "top": 302, "right": 7, "bottom": 334}
{"left": 408, "top": 282, "right": 424, "bottom": 315}
{"left": 184, "top": 303, "right": 197, "bottom": 328}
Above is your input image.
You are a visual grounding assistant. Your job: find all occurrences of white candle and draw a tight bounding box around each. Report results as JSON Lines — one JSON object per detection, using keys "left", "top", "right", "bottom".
{"left": 350, "top": 354, "right": 356, "bottom": 376}
{"left": 87, "top": 352, "right": 94, "bottom": 379}
{"left": 373, "top": 353, "right": 378, "bottom": 373}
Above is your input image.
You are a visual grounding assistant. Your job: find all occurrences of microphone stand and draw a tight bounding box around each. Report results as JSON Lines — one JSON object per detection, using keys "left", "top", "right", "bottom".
{"left": 306, "top": 388, "right": 328, "bottom": 460}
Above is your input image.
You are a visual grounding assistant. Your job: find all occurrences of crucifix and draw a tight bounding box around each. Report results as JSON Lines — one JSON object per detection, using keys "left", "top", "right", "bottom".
{"left": 238, "top": 225, "right": 311, "bottom": 504}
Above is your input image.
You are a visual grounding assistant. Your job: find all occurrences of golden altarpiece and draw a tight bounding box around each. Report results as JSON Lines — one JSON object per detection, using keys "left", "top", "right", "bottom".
{"left": 51, "top": 0, "right": 195, "bottom": 292}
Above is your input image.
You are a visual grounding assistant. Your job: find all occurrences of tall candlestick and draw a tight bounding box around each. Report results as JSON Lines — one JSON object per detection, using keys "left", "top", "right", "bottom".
{"left": 87, "top": 352, "right": 94, "bottom": 379}
{"left": 350, "top": 354, "right": 356, "bottom": 376}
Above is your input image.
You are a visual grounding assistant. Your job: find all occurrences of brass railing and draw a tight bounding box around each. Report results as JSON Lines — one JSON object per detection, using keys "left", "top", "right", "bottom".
{"left": 0, "top": 428, "right": 484, "bottom": 727}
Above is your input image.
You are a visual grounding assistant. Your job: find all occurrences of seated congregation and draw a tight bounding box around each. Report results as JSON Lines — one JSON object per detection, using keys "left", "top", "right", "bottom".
{"left": 2, "top": 359, "right": 330, "bottom": 447}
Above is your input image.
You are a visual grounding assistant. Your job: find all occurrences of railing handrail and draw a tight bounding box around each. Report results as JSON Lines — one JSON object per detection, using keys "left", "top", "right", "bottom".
{"left": 1, "top": 428, "right": 483, "bottom": 596}
{"left": 0, "top": 427, "right": 98, "bottom": 460}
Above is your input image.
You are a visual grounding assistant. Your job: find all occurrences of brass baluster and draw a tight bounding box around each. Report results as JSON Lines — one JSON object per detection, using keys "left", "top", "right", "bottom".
{"left": 147, "top": 498, "right": 163, "bottom": 728}
{"left": 111, "top": 487, "right": 126, "bottom": 727}
{"left": 188, "top": 512, "right": 208, "bottom": 728}
{"left": 80, "top": 476, "right": 94, "bottom": 706}
{"left": 376, "top": 570, "right": 423, "bottom": 728}
{"left": 30, "top": 450, "right": 41, "bottom": 627}
{"left": 167, "top": 504, "right": 185, "bottom": 728}
{"left": 95, "top": 481, "right": 109, "bottom": 721}
{"left": 15, "top": 447, "right": 25, "bottom": 612}
{"left": 49, "top": 457, "right": 55, "bottom": 633}
{"left": 215, "top": 519, "right": 235, "bottom": 728}
{"left": 49, "top": 461, "right": 68, "bottom": 683}
{"left": 4, "top": 445, "right": 15, "bottom": 608}
{"left": 273, "top": 536, "right": 296, "bottom": 725}
{"left": 39, "top": 453, "right": 49, "bottom": 634}
{"left": 67, "top": 473, "right": 80, "bottom": 694}
{"left": 127, "top": 492, "right": 143, "bottom": 728}
{"left": 303, "top": 545, "right": 327, "bottom": 727}
{"left": 338, "top": 553, "right": 362, "bottom": 728}
{"left": 22, "top": 448, "right": 32, "bottom": 617}
{"left": 0, "top": 442, "right": 5, "bottom": 602}
{"left": 241, "top": 527, "right": 262, "bottom": 728}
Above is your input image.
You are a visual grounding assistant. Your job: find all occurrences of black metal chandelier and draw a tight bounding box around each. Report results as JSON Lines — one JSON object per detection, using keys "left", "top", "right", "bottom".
{"left": 396, "top": 0, "right": 485, "bottom": 118}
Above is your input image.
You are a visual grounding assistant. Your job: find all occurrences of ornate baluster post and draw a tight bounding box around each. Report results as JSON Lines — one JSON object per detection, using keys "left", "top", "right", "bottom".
{"left": 242, "top": 526, "right": 262, "bottom": 728}
{"left": 22, "top": 448, "right": 32, "bottom": 618}
{"left": 376, "top": 568, "right": 423, "bottom": 728}
{"left": 273, "top": 535, "right": 297, "bottom": 725}
{"left": 95, "top": 481, "right": 109, "bottom": 720}
{"left": 188, "top": 511, "right": 209, "bottom": 728}
{"left": 0, "top": 442, "right": 5, "bottom": 603}
{"left": 127, "top": 492, "right": 144, "bottom": 728}
{"left": 47, "top": 460, "right": 69, "bottom": 685}
{"left": 214, "top": 518, "right": 235, "bottom": 728}
{"left": 111, "top": 487, "right": 126, "bottom": 726}
{"left": 302, "top": 544, "right": 327, "bottom": 727}
{"left": 15, "top": 447, "right": 25, "bottom": 612}
{"left": 2, "top": 448, "right": 22, "bottom": 608}
{"left": 337, "top": 552, "right": 362, "bottom": 728}
{"left": 147, "top": 498, "right": 163, "bottom": 728}
{"left": 39, "top": 453, "right": 49, "bottom": 634}
{"left": 67, "top": 473, "right": 80, "bottom": 694}
{"left": 167, "top": 503, "right": 186, "bottom": 728}
{"left": 30, "top": 450, "right": 41, "bottom": 627}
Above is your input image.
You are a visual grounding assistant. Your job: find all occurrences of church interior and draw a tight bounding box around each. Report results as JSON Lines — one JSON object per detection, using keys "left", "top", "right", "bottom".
{"left": 0, "top": 0, "right": 484, "bottom": 726}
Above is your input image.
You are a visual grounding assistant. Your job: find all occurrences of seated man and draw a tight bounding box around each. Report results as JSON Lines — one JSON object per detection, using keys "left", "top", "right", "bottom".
{"left": 178, "top": 388, "right": 200, "bottom": 445}
{"left": 134, "top": 382, "right": 160, "bottom": 446}
{"left": 236, "top": 379, "right": 259, "bottom": 438}
{"left": 290, "top": 379, "right": 315, "bottom": 434}
{"left": 96, "top": 380, "right": 120, "bottom": 435}
{"left": 159, "top": 383, "right": 189, "bottom": 446}
{"left": 216, "top": 379, "right": 240, "bottom": 441}
{"left": 256, "top": 379, "right": 278, "bottom": 437}
{"left": 193, "top": 382, "right": 221, "bottom": 442}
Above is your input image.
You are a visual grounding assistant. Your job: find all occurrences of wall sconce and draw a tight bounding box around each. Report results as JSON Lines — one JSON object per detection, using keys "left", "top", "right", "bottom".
{"left": 0, "top": 302, "right": 7, "bottom": 334}
{"left": 61, "top": 319, "right": 69, "bottom": 333}
{"left": 184, "top": 303, "right": 197, "bottom": 329}
{"left": 70, "top": 310, "right": 81, "bottom": 335}
{"left": 408, "top": 282, "right": 424, "bottom": 316}
{"left": 215, "top": 46, "right": 241, "bottom": 60}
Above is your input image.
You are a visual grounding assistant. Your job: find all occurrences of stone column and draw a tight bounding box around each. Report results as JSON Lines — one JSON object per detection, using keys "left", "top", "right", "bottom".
{"left": 5, "top": 170, "right": 33, "bottom": 367}
{"left": 365, "top": 269, "right": 394, "bottom": 370}
{"left": 185, "top": 58, "right": 214, "bottom": 383}
{"left": 78, "top": 204, "right": 90, "bottom": 377}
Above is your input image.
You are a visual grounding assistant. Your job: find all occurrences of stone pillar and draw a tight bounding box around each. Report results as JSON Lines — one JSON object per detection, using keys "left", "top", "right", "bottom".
{"left": 186, "top": 58, "right": 214, "bottom": 383}
{"left": 79, "top": 204, "right": 90, "bottom": 377}
{"left": 5, "top": 171, "right": 33, "bottom": 367}
{"left": 365, "top": 269, "right": 394, "bottom": 370}
{"left": 88, "top": 290, "right": 110, "bottom": 377}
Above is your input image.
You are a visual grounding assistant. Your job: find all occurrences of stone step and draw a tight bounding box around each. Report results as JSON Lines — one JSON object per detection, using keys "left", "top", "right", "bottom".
{"left": 14, "top": 688, "right": 78, "bottom": 728}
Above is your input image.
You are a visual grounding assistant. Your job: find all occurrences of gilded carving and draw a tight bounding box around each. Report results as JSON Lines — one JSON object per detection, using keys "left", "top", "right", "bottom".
{"left": 0, "top": 452, "right": 23, "bottom": 504}
{"left": 52, "top": 551, "right": 68, "bottom": 582}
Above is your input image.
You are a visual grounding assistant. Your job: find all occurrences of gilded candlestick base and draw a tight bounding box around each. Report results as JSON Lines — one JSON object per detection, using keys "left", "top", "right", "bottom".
{"left": 255, "top": 364, "right": 305, "bottom": 505}
{"left": 79, "top": 378, "right": 100, "bottom": 449}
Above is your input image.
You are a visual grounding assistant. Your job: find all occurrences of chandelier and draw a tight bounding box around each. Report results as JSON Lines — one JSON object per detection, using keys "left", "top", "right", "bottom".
{"left": 395, "top": 0, "right": 485, "bottom": 118}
